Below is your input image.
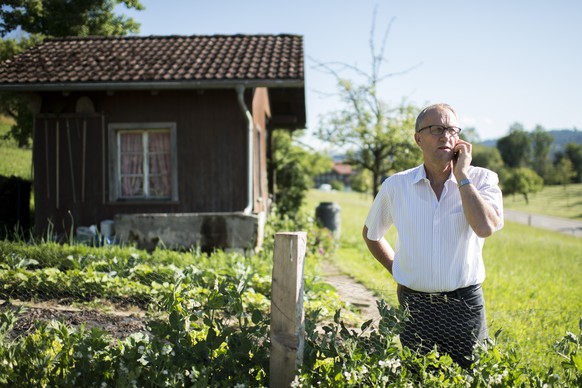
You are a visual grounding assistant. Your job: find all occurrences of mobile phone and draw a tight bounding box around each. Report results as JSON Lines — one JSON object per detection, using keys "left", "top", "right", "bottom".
{"left": 454, "top": 151, "right": 459, "bottom": 161}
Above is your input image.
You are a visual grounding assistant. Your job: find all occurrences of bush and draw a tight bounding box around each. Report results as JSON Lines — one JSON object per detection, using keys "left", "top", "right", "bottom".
{"left": 330, "top": 179, "right": 345, "bottom": 191}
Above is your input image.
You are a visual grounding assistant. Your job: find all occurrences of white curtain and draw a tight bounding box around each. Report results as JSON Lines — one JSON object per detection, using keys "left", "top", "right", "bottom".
{"left": 120, "top": 132, "right": 143, "bottom": 197}
{"left": 148, "top": 132, "right": 171, "bottom": 197}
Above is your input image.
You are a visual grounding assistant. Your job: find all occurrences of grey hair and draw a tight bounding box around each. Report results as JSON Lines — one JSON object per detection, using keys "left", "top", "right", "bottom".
{"left": 415, "top": 103, "right": 458, "bottom": 132}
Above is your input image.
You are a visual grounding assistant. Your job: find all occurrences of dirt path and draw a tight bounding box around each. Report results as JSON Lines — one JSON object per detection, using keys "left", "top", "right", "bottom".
{"left": 320, "top": 260, "right": 381, "bottom": 323}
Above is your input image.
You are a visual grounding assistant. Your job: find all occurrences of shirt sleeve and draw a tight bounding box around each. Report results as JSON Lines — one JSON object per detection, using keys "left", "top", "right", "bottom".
{"left": 364, "top": 180, "right": 394, "bottom": 240}
{"left": 474, "top": 168, "right": 504, "bottom": 231}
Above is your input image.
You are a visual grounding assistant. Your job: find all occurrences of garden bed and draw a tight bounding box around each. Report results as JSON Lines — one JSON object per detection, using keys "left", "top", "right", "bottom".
{"left": 1, "top": 299, "right": 147, "bottom": 341}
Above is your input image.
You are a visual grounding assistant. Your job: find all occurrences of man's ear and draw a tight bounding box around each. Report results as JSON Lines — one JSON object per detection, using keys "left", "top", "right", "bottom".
{"left": 415, "top": 133, "right": 421, "bottom": 145}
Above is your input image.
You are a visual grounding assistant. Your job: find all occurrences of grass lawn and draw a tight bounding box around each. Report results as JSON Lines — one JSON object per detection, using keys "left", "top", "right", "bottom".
{"left": 0, "top": 119, "right": 32, "bottom": 179}
{"left": 504, "top": 183, "right": 582, "bottom": 220}
{"left": 305, "top": 188, "right": 582, "bottom": 371}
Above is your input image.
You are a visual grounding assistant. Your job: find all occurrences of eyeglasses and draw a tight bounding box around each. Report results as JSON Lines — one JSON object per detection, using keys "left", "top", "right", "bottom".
{"left": 417, "top": 125, "right": 462, "bottom": 136}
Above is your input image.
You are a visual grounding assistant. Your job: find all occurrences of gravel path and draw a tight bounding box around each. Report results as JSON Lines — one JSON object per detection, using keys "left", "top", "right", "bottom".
{"left": 320, "top": 260, "right": 381, "bottom": 323}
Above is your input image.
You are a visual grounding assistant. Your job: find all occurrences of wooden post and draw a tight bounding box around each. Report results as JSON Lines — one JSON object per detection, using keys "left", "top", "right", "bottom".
{"left": 270, "top": 232, "right": 306, "bottom": 387}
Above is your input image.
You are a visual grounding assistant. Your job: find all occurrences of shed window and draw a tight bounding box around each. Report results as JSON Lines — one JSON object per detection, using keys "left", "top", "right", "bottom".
{"left": 109, "top": 123, "right": 178, "bottom": 201}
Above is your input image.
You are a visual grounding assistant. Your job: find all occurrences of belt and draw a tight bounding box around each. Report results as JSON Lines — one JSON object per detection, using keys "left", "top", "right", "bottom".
{"left": 398, "top": 284, "right": 481, "bottom": 301}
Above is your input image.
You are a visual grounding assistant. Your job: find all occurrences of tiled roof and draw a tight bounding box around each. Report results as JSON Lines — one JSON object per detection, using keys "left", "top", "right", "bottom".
{"left": 0, "top": 34, "right": 304, "bottom": 88}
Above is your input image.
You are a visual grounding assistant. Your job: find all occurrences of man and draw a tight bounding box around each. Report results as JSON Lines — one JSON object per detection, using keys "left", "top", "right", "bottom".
{"left": 362, "top": 103, "right": 503, "bottom": 368}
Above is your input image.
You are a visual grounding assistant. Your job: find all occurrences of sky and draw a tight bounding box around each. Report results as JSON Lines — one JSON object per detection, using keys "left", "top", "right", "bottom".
{"left": 119, "top": 0, "right": 582, "bottom": 147}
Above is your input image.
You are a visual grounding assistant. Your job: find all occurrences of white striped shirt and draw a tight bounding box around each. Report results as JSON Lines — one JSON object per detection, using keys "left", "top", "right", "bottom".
{"left": 365, "top": 164, "right": 504, "bottom": 292}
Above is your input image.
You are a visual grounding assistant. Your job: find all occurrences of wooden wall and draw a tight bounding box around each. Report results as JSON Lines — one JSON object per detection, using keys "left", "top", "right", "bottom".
{"left": 32, "top": 88, "right": 267, "bottom": 236}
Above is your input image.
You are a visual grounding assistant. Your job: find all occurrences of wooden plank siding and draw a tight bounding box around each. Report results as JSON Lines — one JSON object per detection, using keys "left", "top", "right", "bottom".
{"left": 32, "top": 89, "right": 268, "bottom": 237}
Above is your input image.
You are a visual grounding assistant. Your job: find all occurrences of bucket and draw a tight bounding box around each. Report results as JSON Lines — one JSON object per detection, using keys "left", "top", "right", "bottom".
{"left": 76, "top": 225, "right": 97, "bottom": 245}
{"left": 100, "top": 220, "right": 115, "bottom": 238}
{"left": 315, "top": 202, "right": 341, "bottom": 239}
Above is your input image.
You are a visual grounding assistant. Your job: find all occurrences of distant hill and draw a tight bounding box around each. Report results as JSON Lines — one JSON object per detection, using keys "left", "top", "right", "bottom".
{"left": 480, "top": 129, "right": 582, "bottom": 155}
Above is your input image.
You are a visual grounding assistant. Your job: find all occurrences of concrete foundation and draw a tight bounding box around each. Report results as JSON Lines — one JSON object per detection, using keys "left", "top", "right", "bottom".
{"left": 114, "top": 212, "right": 264, "bottom": 252}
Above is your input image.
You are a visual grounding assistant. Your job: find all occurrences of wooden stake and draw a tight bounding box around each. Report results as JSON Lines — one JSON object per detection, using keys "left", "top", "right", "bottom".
{"left": 270, "top": 232, "right": 306, "bottom": 387}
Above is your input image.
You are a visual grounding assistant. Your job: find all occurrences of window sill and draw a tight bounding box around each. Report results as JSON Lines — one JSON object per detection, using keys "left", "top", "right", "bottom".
{"left": 109, "top": 199, "right": 180, "bottom": 205}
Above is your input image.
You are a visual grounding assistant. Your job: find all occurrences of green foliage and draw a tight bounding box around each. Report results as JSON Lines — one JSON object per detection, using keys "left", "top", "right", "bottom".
{"left": 272, "top": 129, "right": 332, "bottom": 218}
{"left": 350, "top": 168, "right": 372, "bottom": 193}
{"left": 0, "top": 37, "right": 43, "bottom": 148}
{"left": 329, "top": 179, "right": 345, "bottom": 191}
{"left": 0, "top": 210, "right": 354, "bottom": 386}
{"left": 493, "top": 123, "right": 581, "bottom": 186}
{"left": 305, "top": 188, "right": 582, "bottom": 372}
{"left": 500, "top": 167, "right": 544, "bottom": 204}
{"left": 560, "top": 143, "right": 582, "bottom": 183}
{"left": 0, "top": 120, "right": 32, "bottom": 178}
{"left": 313, "top": 15, "right": 422, "bottom": 198}
{"left": 530, "top": 125, "right": 554, "bottom": 180}
{"left": 546, "top": 157, "right": 576, "bottom": 187}
{"left": 0, "top": 0, "right": 144, "bottom": 146}
{"left": 459, "top": 127, "right": 481, "bottom": 143}
{"left": 484, "top": 221, "right": 582, "bottom": 369}
{"left": 496, "top": 124, "right": 531, "bottom": 168}
{"left": 0, "top": 219, "right": 581, "bottom": 385}
{"left": 0, "top": 0, "right": 144, "bottom": 37}
{"left": 471, "top": 144, "right": 504, "bottom": 173}
{"left": 0, "top": 93, "right": 32, "bottom": 147}
{"left": 318, "top": 86, "right": 421, "bottom": 197}
{"left": 298, "top": 303, "right": 582, "bottom": 387}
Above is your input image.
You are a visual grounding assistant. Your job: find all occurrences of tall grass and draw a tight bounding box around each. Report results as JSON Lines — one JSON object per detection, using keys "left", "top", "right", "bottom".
{"left": 305, "top": 188, "right": 582, "bottom": 371}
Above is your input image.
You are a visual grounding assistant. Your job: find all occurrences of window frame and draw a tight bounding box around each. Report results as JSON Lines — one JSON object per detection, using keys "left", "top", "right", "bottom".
{"left": 108, "top": 122, "right": 178, "bottom": 202}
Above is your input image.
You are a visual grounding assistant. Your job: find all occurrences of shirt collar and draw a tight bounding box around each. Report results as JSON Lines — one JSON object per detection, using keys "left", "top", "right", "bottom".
{"left": 413, "top": 164, "right": 458, "bottom": 185}
{"left": 412, "top": 164, "right": 427, "bottom": 184}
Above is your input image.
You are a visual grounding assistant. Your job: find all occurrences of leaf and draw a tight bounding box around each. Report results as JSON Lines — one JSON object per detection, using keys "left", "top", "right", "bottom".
{"left": 169, "top": 310, "right": 184, "bottom": 331}
{"left": 360, "top": 319, "right": 373, "bottom": 332}
{"left": 251, "top": 309, "right": 263, "bottom": 325}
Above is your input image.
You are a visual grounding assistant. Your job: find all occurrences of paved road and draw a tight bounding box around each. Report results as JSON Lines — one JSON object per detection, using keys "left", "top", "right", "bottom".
{"left": 504, "top": 209, "right": 582, "bottom": 238}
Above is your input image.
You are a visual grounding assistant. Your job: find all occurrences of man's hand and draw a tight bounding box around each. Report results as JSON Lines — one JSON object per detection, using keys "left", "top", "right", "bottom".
{"left": 453, "top": 139, "right": 472, "bottom": 180}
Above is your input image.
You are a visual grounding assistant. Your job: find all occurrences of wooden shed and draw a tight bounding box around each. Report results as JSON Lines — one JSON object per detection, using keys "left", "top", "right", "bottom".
{"left": 0, "top": 34, "right": 306, "bottom": 251}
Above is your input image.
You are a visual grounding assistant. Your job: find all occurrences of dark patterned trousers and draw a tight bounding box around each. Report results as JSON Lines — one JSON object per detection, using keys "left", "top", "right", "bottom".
{"left": 397, "top": 283, "right": 488, "bottom": 368}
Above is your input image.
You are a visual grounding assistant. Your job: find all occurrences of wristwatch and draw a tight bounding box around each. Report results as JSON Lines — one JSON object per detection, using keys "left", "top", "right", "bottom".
{"left": 458, "top": 178, "right": 472, "bottom": 188}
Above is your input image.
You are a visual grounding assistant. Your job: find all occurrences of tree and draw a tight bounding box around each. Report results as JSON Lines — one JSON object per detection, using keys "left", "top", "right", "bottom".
{"left": 530, "top": 125, "right": 554, "bottom": 180}
{"left": 0, "top": 0, "right": 143, "bottom": 38}
{"left": 548, "top": 157, "right": 576, "bottom": 188}
{"left": 471, "top": 144, "right": 504, "bottom": 172}
{"left": 562, "top": 143, "right": 582, "bottom": 183}
{"left": 314, "top": 11, "right": 422, "bottom": 197}
{"left": 0, "top": 35, "right": 43, "bottom": 147}
{"left": 496, "top": 123, "right": 531, "bottom": 168}
{"left": 272, "top": 130, "right": 332, "bottom": 218}
{"left": 459, "top": 127, "right": 481, "bottom": 144}
{"left": 0, "top": 0, "right": 144, "bottom": 146}
{"left": 350, "top": 169, "right": 372, "bottom": 193}
{"left": 501, "top": 167, "right": 543, "bottom": 204}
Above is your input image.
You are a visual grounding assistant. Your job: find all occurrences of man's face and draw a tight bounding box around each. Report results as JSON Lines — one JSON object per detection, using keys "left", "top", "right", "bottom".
{"left": 415, "top": 107, "right": 460, "bottom": 163}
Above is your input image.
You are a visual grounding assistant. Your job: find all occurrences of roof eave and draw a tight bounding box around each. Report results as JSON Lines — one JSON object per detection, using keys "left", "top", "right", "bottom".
{"left": 0, "top": 79, "right": 304, "bottom": 92}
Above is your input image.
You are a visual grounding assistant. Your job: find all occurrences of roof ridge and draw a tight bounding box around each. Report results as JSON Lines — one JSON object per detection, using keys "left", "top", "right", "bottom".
{"left": 44, "top": 34, "right": 303, "bottom": 42}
